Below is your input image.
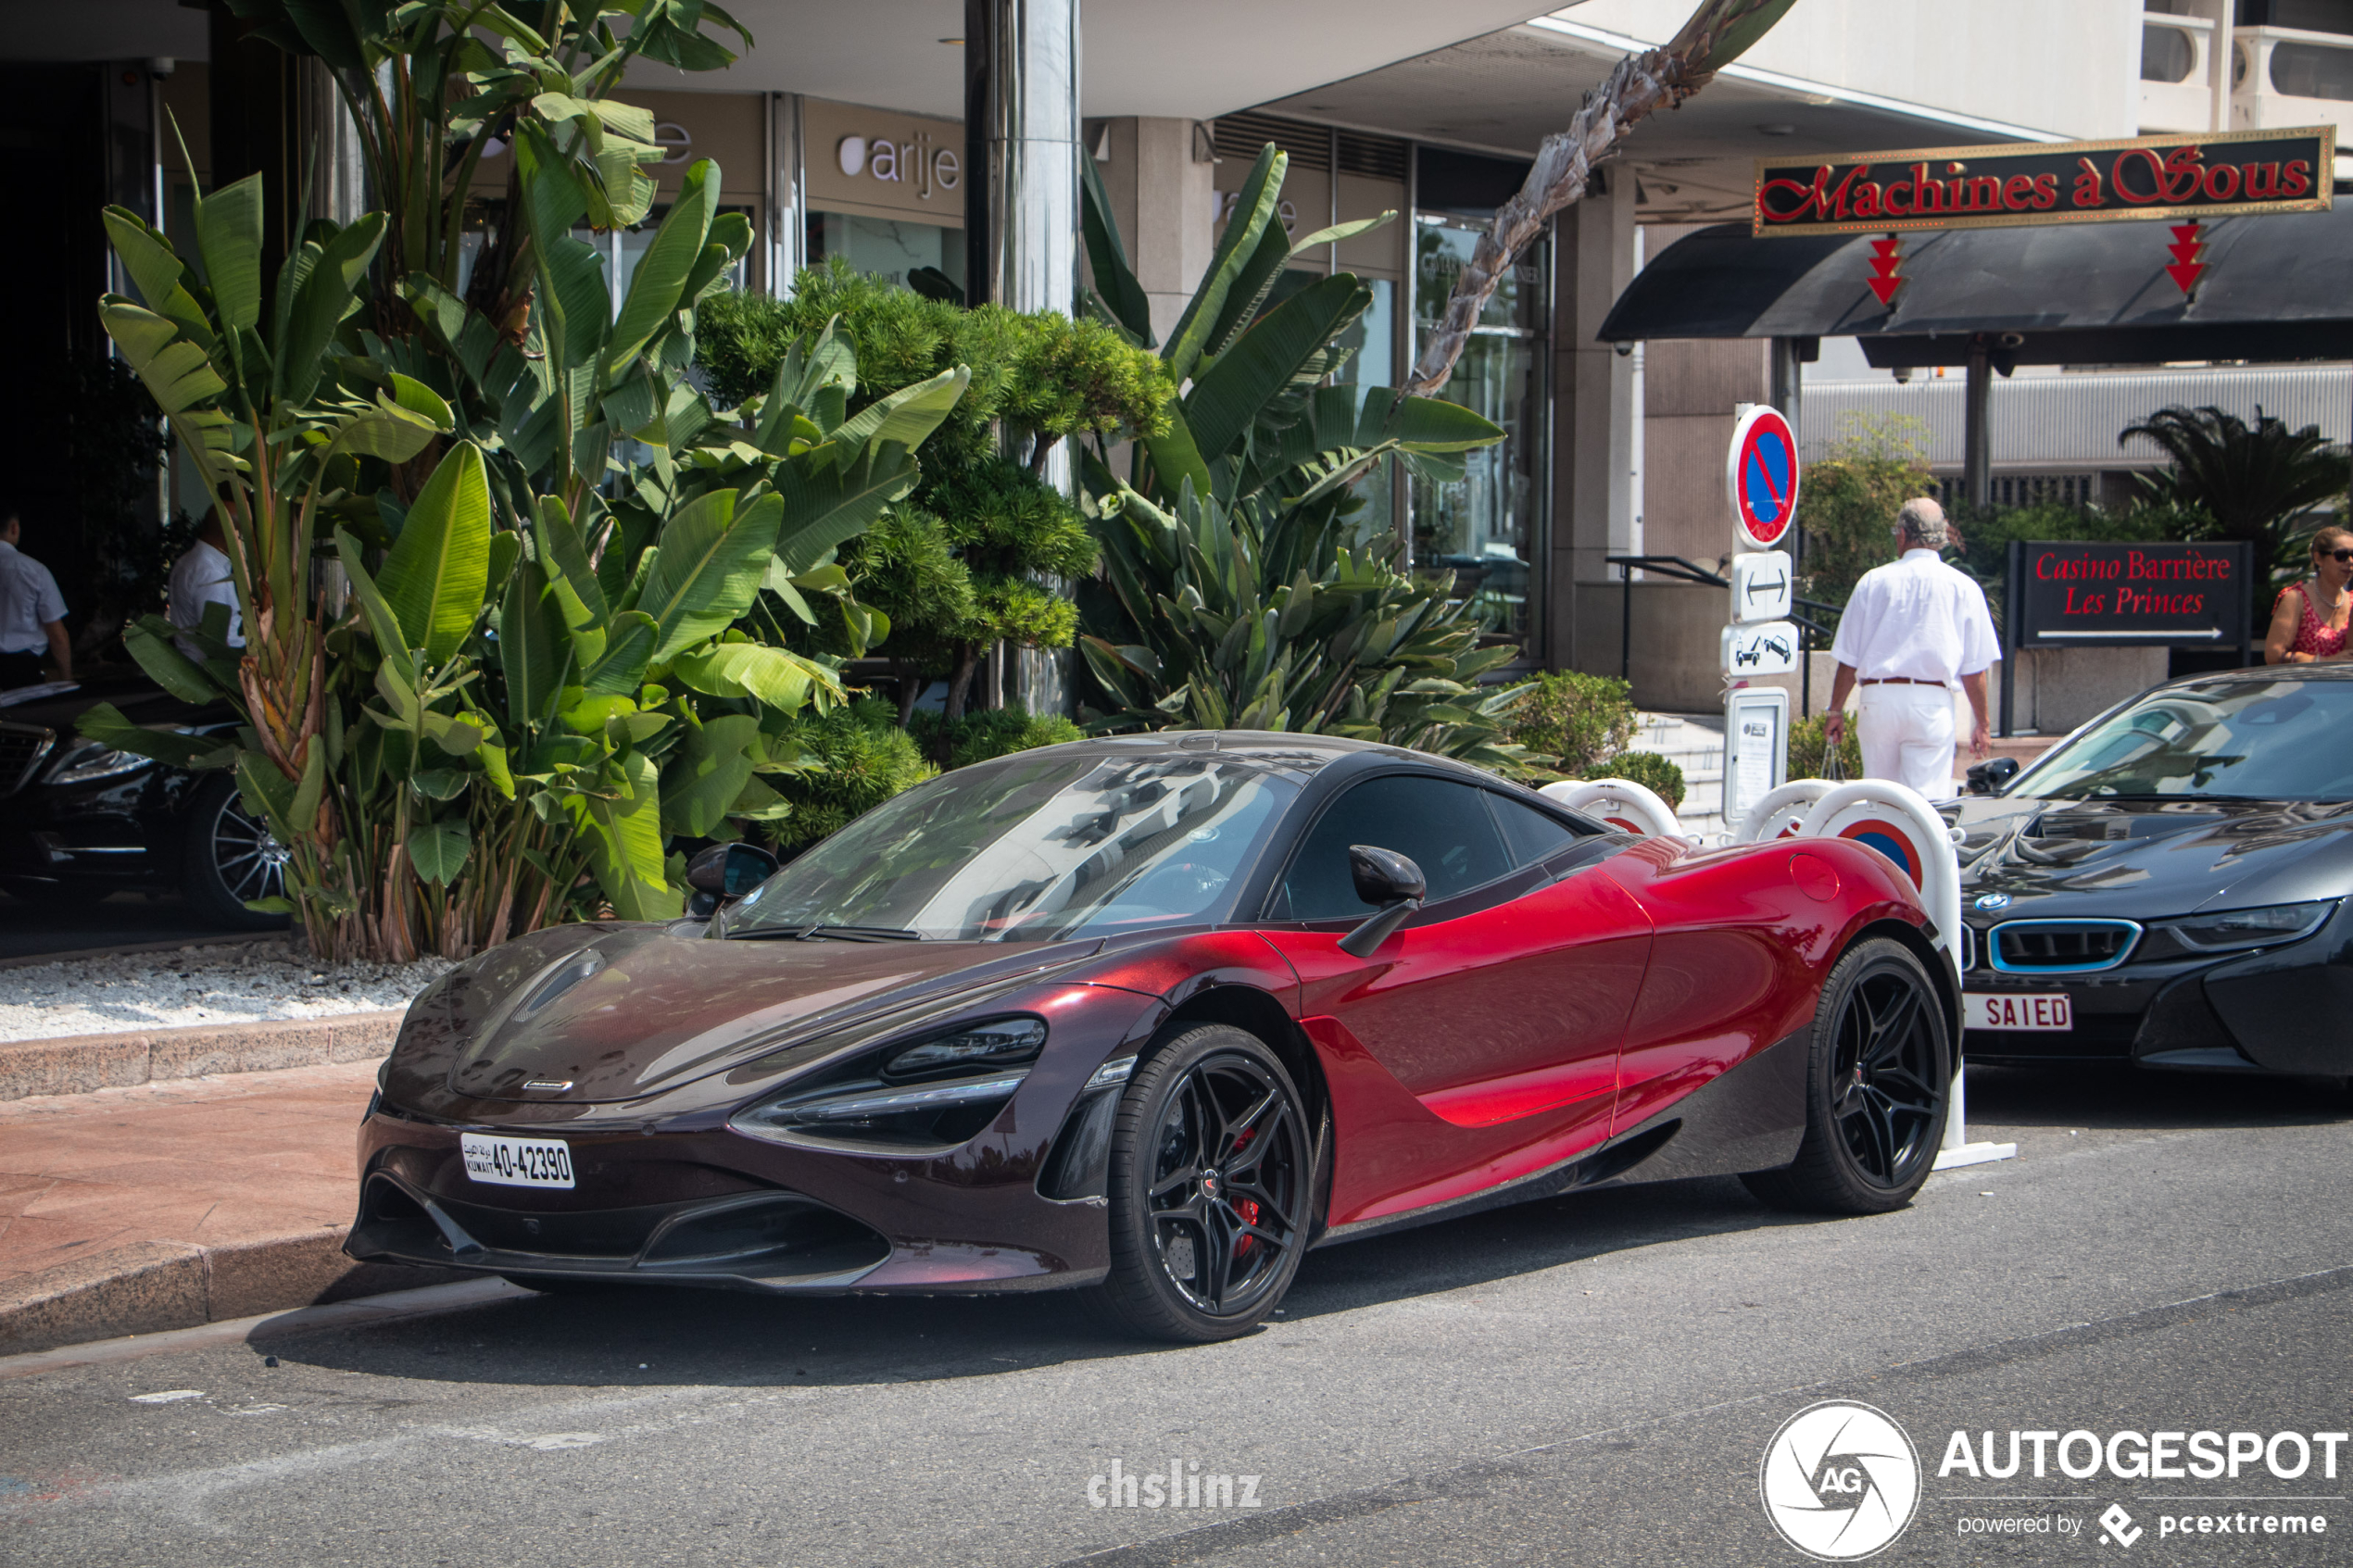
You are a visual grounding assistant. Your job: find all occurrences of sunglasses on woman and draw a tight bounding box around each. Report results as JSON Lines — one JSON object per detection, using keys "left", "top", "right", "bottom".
{"left": 2330, "top": 549, "right": 2353, "bottom": 564}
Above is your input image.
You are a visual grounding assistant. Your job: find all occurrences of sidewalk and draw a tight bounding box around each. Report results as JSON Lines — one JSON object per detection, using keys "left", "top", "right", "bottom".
{"left": 0, "top": 1059, "right": 453, "bottom": 1354}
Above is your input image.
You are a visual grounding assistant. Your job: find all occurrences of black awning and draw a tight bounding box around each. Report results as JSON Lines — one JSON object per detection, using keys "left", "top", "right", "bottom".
{"left": 1597, "top": 203, "right": 2353, "bottom": 367}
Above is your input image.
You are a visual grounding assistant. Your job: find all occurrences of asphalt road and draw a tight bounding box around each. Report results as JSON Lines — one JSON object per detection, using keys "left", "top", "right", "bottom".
{"left": 4, "top": 1064, "right": 2349, "bottom": 1568}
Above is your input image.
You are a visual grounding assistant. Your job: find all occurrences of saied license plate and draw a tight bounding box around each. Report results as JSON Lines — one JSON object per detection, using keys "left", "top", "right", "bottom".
{"left": 1963, "top": 992, "right": 2073, "bottom": 1033}
{"left": 460, "top": 1133, "right": 575, "bottom": 1189}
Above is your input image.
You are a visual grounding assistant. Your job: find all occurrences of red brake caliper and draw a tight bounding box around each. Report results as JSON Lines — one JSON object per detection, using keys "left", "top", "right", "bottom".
{"left": 1229, "top": 1125, "right": 1258, "bottom": 1259}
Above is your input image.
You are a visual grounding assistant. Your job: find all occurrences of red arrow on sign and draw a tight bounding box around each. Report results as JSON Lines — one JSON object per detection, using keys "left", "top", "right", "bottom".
{"left": 1866, "top": 235, "right": 1903, "bottom": 307}
{"left": 2164, "top": 221, "right": 2205, "bottom": 295}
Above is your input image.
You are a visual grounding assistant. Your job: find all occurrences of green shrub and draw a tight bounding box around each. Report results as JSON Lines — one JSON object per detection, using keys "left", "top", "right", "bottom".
{"left": 762, "top": 699, "right": 937, "bottom": 848}
{"left": 1787, "top": 714, "right": 1863, "bottom": 782}
{"left": 1500, "top": 671, "right": 1638, "bottom": 776}
{"left": 1948, "top": 498, "right": 2182, "bottom": 622}
{"left": 1584, "top": 751, "right": 1685, "bottom": 809}
{"left": 1793, "top": 411, "right": 1933, "bottom": 609}
{"left": 908, "top": 705, "right": 1086, "bottom": 771}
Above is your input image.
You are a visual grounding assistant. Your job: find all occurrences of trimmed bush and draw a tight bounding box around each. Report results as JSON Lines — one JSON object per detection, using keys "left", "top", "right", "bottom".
{"left": 1583, "top": 751, "right": 1686, "bottom": 810}
{"left": 908, "top": 705, "right": 1086, "bottom": 771}
{"left": 1787, "top": 714, "right": 1863, "bottom": 783}
{"left": 763, "top": 699, "right": 937, "bottom": 849}
{"left": 1500, "top": 671, "right": 1638, "bottom": 777}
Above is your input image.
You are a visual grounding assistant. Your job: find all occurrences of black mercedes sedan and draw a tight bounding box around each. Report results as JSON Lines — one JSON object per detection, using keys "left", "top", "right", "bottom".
{"left": 1955, "top": 666, "right": 2352, "bottom": 1086}
{"left": 0, "top": 675, "right": 287, "bottom": 927}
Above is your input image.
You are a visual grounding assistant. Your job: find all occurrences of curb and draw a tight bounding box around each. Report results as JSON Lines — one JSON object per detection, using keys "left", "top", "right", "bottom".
{"left": 0, "top": 932, "right": 281, "bottom": 973}
{"left": 0, "top": 1226, "right": 472, "bottom": 1358}
{"left": 0, "top": 1010, "right": 406, "bottom": 1101}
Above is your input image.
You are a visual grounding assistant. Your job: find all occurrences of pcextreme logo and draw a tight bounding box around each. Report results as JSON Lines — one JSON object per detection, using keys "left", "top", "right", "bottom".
{"left": 1761, "top": 1400, "right": 1923, "bottom": 1561}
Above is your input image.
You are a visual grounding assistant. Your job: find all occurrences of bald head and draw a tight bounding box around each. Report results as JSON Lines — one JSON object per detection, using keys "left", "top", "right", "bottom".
{"left": 1897, "top": 496, "right": 1948, "bottom": 550}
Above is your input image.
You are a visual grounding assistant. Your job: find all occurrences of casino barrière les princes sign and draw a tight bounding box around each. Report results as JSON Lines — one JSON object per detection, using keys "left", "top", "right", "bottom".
{"left": 2014, "top": 541, "right": 2251, "bottom": 648}
{"left": 1753, "top": 126, "right": 2334, "bottom": 236}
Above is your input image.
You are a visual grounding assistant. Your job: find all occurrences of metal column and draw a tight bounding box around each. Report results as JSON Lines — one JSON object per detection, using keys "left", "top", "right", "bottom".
{"left": 963, "top": 0, "right": 1081, "bottom": 317}
{"left": 1964, "top": 337, "right": 1993, "bottom": 510}
{"left": 964, "top": 0, "right": 1083, "bottom": 714}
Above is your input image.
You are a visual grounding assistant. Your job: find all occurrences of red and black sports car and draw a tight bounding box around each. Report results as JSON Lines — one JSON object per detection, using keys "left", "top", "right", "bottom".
{"left": 349, "top": 733, "right": 1955, "bottom": 1341}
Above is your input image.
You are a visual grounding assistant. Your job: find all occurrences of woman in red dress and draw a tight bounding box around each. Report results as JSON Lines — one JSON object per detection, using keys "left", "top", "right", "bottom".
{"left": 2263, "top": 524, "right": 2353, "bottom": 664}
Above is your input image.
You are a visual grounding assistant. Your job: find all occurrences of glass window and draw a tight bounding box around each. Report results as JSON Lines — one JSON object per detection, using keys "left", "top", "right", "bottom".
{"left": 2008, "top": 678, "right": 2353, "bottom": 802}
{"left": 1488, "top": 792, "right": 1579, "bottom": 868}
{"left": 807, "top": 210, "right": 965, "bottom": 295}
{"left": 721, "top": 752, "right": 1299, "bottom": 941}
{"left": 1412, "top": 215, "right": 1547, "bottom": 650}
{"left": 1278, "top": 774, "right": 1515, "bottom": 921}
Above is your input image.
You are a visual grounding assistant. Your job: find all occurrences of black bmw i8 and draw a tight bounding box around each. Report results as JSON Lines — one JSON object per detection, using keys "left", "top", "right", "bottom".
{"left": 1956, "top": 665, "right": 2353, "bottom": 1087}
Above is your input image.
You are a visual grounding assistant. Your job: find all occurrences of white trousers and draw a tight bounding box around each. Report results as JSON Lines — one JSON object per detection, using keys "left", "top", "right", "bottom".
{"left": 1858, "top": 684, "right": 1956, "bottom": 798}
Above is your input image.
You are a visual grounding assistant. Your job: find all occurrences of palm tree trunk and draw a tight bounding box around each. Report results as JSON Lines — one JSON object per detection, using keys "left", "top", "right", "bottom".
{"left": 1406, "top": 0, "right": 1796, "bottom": 398}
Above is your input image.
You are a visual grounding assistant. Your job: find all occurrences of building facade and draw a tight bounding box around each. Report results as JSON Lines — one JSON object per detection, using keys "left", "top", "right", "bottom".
{"left": 7, "top": 1, "right": 2348, "bottom": 712}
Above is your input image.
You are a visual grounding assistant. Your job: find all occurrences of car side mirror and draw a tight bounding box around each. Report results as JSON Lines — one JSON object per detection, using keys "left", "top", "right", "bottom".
{"left": 686, "top": 842, "right": 780, "bottom": 920}
{"left": 1966, "top": 757, "right": 2020, "bottom": 796}
{"left": 1338, "top": 845, "right": 1426, "bottom": 960}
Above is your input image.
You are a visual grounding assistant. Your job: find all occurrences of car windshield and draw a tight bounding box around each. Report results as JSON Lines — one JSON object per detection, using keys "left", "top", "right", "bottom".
{"left": 717, "top": 750, "right": 1301, "bottom": 942}
{"left": 2010, "top": 677, "right": 2353, "bottom": 802}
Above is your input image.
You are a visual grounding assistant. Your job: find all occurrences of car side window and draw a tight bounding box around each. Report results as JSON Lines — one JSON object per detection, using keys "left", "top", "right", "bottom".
{"left": 1278, "top": 775, "right": 1515, "bottom": 921}
{"left": 1487, "top": 792, "right": 1580, "bottom": 868}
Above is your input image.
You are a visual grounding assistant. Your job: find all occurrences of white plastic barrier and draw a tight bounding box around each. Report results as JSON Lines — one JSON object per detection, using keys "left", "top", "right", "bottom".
{"left": 1734, "top": 779, "right": 1832, "bottom": 846}
{"left": 1539, "top": 778, "right": 1691, "bottom": 844}
{"left": 1745, "top": 777, "right": 2012, "bottom": 1173}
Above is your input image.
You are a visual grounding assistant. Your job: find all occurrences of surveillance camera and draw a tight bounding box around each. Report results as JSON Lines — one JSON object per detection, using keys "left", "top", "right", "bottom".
{"left": 1613, "top": 340, "right": 1635, "bottom": 357}
{"left": 148, "top": 56, "right": 176, "bottom": 77}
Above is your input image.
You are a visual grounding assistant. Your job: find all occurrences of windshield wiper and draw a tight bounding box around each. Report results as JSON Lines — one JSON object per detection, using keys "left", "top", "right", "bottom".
{"left": 729, "top": 922, "right": 924, "bottom": 943}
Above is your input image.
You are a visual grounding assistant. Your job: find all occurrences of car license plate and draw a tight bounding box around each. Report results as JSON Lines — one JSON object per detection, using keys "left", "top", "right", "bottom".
{"left": 1963, "top": 992, "right": 2072, "bottom": 1033}
{"left": 460, "top": 1133, "right": 575, "bottom": 1189}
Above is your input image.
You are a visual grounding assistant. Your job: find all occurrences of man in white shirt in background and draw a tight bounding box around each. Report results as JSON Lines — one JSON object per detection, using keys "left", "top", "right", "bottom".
{"left": 168, "top": 511, "right": 245, "bottom": 663}
{"left": 0, "top": 510, "right": 71, "bottom": 689}
{"left": 1822, "top": 496, "right": 1999, "bottom": 798}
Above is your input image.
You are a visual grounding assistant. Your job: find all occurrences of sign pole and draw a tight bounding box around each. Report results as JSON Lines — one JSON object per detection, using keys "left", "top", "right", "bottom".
{"left": 2001, "top": 539, "right": 2020, "bottom": 738}
{"left": 1721, "top": 405, "right": 1803, "bottom": 831}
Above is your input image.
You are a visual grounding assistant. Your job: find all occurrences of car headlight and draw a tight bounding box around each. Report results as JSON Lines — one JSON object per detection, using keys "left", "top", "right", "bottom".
{"left": 880, "top": 1017, "right": 1047, "bottom": 1082}
{"left": 728, "top": 1017, "right": 1047, "bottom": 1151}
{"left": 47, "top": 744, "right": 154, "bottom": 786}
{"left": 2156, "top": 900, "right": 2337, "bottom": 953}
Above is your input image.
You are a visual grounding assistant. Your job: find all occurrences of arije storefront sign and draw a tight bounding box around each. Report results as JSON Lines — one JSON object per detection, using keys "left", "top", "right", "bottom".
{"left": 1753, "top": 126, "right": 2334, "bottom": 236}
{"left": 801, "top": 99, "right": 963, "bottom": 222}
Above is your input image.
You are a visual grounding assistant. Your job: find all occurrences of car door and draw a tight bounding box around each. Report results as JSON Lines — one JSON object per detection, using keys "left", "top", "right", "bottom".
{"left": 1256, "top": 773, "right": 1654, "bottom": 1143}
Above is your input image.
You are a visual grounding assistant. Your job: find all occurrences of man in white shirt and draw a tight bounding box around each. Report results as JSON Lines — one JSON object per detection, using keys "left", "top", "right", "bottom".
{"left": 1823, "top": 497, "right": 1998, "bottom": 797}
{"left": 0, "top": 511, "right": 70, "bottom": 689}
{"left": 168, "top": 512, "right": 246, "bottom": 662}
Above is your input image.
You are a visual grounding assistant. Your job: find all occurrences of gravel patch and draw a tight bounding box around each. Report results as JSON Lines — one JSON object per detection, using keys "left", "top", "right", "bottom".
{"left": 0, "top": 938, "right": 451, "bottom": 1042}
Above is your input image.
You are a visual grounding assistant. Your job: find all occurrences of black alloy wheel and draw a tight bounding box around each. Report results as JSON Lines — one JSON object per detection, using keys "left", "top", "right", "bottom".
{"left": 1744, "top": 936, "right": 1950, "bottom": 1215}
{"left": 1096, "top": 1024, "right": 1311, "bottom": 1342}
{"left": 181, "top": 773, "right": 294, "bottom": 930}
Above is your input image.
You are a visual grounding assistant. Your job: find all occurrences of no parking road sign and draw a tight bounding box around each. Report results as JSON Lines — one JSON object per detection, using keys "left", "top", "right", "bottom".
{"left": 1726, "top": 405, "right": 1800, "bottom": 552}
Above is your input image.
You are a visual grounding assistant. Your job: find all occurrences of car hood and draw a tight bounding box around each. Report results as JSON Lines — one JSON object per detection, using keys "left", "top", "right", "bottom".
{"left": 0, "top": 673, "right": 217, "bottom": 734}
{"left": 413, "top": 923, "right": 1106, "bottom": 1105}
{"left": 1954, "top": 795, "right": 2353, "bottom": 921}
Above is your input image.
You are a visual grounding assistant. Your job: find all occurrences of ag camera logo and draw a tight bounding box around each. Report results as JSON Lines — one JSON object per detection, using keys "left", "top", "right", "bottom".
{"left": 1761, "top": 1400, "right": 1921, "bottom": 1560}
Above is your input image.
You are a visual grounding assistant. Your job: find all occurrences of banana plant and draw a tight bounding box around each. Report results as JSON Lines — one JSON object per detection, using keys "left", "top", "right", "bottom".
{"left": 1080, "top": 144, "right": 1501, "bottom": 526}
{"left": 87, "top": 158, "right": 966, "bottom": 959}
{"left": 1075, "top": 142, "right": 1516, "bottom": 758}
{"left": 220, "top": 0, "right": 751, "bottom": 340}
{"left": 1082, "top": 481, "right": 1527, "bottom": 768}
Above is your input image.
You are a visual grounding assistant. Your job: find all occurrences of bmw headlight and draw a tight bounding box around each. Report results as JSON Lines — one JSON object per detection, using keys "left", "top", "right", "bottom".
{"left": 729, "top": 1017, "right": 1047, "bottom": 1150}
{"left": 47, "top": 744, "right": 154, "bottom": 786}
{"left": 2154, "top": 900, "right": 2336, "bottom": 953}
